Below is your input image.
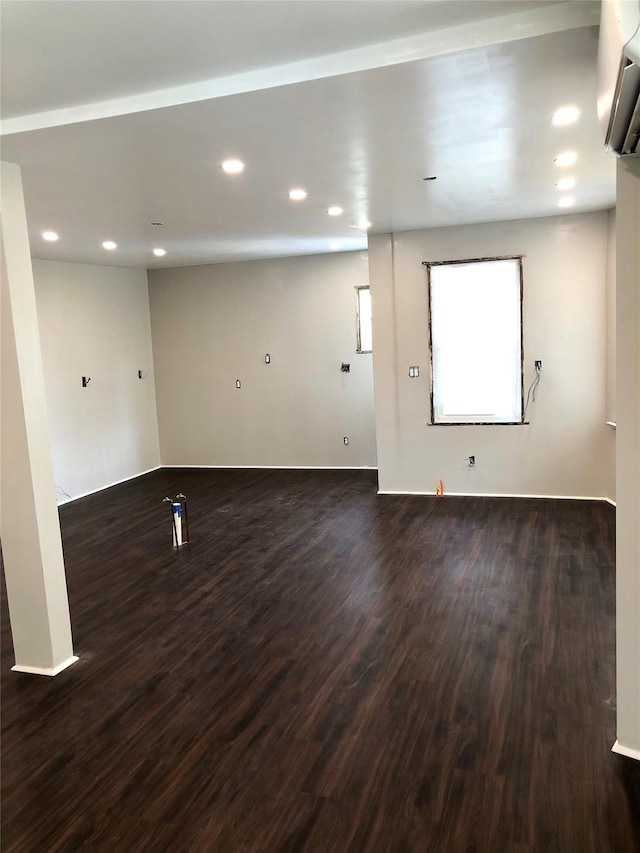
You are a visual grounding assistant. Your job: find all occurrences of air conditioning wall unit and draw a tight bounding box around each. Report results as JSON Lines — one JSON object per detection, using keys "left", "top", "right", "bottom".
{"left": 598, "top": 0, "right": 640, "bottom": 156}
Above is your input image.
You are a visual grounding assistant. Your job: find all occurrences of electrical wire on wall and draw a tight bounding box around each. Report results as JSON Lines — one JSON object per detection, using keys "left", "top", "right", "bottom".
{"left": 523, "top": 363, "right": 542, "bottom": 420}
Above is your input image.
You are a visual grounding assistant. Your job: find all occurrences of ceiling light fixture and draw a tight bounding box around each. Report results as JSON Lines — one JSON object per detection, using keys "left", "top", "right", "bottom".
{"left": 289, "top": 188, "right": 307, "bottom": 201}
{"left": 42, "top": 231, "right": 59, "bottom": 241}
{"left": 329, "top": 240, "right": 341, "bottom": 251}
{"left": 222, "top": 159, "right": 245, "bottom": 174}
{"left": 554, "top": 151, "right": 577, "bottom": 167}
{"left": 556, "top": 177, "right": 576, "bottom": 190}
{"left": 557, "top": 196, "right": 575, "bottom": 208}
{"left": 327, "top": 206, "right": 343, "bottom": 216}
{"left": 358, "top": 220, "right": 372, "bottom": 230}
{"left": 102, "top": 240, "right": 117, "bottom": 250}
{"left": 552, "top": 106, "right": 580, "bottom": 126}
{"left": 153, "top": 247, "right": 167, "bottom": 257}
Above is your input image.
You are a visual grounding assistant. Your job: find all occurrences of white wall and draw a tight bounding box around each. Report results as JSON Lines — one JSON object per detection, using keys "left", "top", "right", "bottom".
{"left": 369, "top": 211, "right": 609, "bottom": 497}
{"left": 605, "top": 207, "right": 616, "bottom": 503}
{"left": 148, "top": 251, "right": 376, "bottom": 468}
{"left": 33, "top": 259, "right": 160, "bottom": 501}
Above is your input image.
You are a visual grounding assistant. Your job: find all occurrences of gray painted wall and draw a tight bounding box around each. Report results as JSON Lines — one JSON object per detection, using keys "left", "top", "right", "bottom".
{"left": 33, "top": 259, "right": 160, "bottom": 501}
{"left": 615, "top": 158, "right": 640, "bottom": 757}
{"left": 148, "top": 250, "right": 377, "bottom": 468}
{"left": 369, "top": 211, "right": 610, "bottom": 497}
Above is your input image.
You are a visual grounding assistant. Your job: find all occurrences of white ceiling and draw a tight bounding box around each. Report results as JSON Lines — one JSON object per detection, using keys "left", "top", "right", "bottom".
{"left": 0, "top": 0, "right": 614, "bottom": 268}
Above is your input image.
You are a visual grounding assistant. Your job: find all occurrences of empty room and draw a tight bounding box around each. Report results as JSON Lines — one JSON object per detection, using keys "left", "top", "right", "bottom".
{"left": 1, "top": 1, "right": 639, "bottom": 850}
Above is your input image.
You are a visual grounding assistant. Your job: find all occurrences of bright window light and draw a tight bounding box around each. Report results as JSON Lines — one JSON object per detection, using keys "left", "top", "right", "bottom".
{"left": 356, "top": 286, "right": 372, "bottom": 353}
{"left": 428, "top": 257, "right": 523, "bottom": 424}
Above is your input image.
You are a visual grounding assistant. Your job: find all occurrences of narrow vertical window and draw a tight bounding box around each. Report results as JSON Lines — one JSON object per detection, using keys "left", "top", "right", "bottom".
{"left": 426, "top": 257, "right": 524, "bottom": 424}
{"left": 356, "top": 286, "right": 372, "bottom": 353}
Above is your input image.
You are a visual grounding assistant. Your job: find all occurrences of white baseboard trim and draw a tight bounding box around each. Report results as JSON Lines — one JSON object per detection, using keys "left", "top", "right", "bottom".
{"left": 612, "top": 740, "right": 640, "bottom": 761}
{"left": 57, "top": 466, "right": 161, "bottom": 505}
{"left": 377, "top": 490, "right": 609, "bottom": 501}
{"left": 12, "top": 655, "right": 79, "bottom": 677}
{"left": 604, "top": 497, "right": 617, "bottom": 507}
{"left": 161, "top": 464, "right": 378, "bottom": 471}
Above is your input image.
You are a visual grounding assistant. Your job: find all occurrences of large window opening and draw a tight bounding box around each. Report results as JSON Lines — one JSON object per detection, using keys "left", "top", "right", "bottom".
{"left": 426, "top": 256, "right": 524, "bottom": 425}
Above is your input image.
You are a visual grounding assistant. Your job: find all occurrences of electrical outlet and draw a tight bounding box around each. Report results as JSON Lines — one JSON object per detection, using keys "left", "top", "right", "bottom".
{"left": 265, "top": 353, "right": 271, "bottom": 364}
{"left": 408, "top": 366, "right": 419, "bottom": 378}
{"left": 469, "top": 455, "right": 475, "bottom": 466}
{"left": 235, "top": 379, "right": 241, "bottom": 389}
{"left": 535, "top": 360, "right": 542, "bottom": 371}
{"left": 343, "top": 436, "right": 349, "bottom": 445}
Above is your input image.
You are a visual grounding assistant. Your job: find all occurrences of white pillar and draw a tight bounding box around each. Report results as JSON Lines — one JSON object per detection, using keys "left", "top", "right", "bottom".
{"left": 613, "top": 158, "right": 640, "bottom": 759}
{"left": 0, "top": 161, "right": 77, "bottom": 676}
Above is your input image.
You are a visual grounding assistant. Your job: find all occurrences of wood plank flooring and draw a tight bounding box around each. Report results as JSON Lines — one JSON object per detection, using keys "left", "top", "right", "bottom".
{"left": 2, "top": 468, "right": 639, "bottom": 852}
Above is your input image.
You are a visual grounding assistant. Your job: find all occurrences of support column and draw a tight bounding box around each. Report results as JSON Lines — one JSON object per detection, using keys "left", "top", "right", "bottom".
{"left": 613, "top": 158, "right": 640, "bottom": 759}
{"left": 0, "top": 161, "right": 77, "bottom": 676}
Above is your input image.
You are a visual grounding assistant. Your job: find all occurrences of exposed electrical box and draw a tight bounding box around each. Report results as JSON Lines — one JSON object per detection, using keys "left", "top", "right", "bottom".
{"left": 341, "top": 362, "right": 350, "bottom": 373}
{"left": 343, "top": 436, "right": 349, "bottom": 445}
{"left": 535, "top": 360, "right": 542, "bottom": 371}
{"left": 265, "top": 354, "right": 271, "bottom": 364}
{"left": 408, "top": 366, "right": 419, "bottom": 378}
{"left": 235, "top": 379, "right": 241, "bottom": 389}
{"left": 82, "top": 376, "right": 90, "bottom": 387}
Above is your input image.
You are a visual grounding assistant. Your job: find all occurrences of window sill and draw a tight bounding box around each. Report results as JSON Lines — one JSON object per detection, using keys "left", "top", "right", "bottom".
{"left": 428, "top": 421, "right": 530, "bottom": 426}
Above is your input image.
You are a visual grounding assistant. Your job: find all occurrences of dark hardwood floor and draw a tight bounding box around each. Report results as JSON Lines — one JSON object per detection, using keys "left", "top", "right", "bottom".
{"left": 2, "top": 468, "right": 639, "bottom": 852}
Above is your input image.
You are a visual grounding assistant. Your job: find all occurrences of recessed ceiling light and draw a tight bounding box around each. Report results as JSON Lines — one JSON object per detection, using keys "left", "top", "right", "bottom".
{"left": 42, "top": 231, "right": 59, "bottom": 241}
{"left": 358, "top": 220, "right": 372, "bottom": 230}
{"left": 222, "top": 159, "right": 245, "bottom": 174}
{"left": 329, "top": 240, "right": 341, "bottom": 251}
{"left": 328, "top": 206, "right": 343, "bottom": 216}
{"left": 153, "top": 247, "right": 167, "bottom": 257}
{"left": 102, "top": 240, "right": 117, "bottom": 250}
{"left": 557, "top": 196, "right": 575, "bottom": 208}
{"left": 554, "top": 151, "right": 577, "bottom": 167}
{"left": 289, "top": 188, "right": 307, "bottom": 201}
{"left": 556, "top": 177, "right": 576, "bottom": 190}
{"left": 552, "top": 106, "right": 580, "bottom": 126}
